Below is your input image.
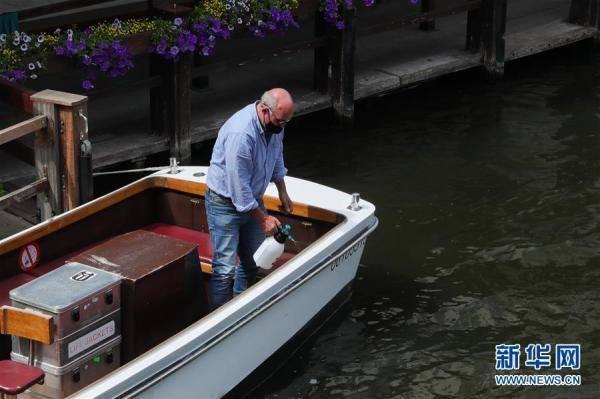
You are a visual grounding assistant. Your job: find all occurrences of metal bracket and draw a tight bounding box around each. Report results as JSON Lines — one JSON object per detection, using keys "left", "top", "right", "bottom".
{"left": 78, "top": 110, "right": 88, "bottom": 140}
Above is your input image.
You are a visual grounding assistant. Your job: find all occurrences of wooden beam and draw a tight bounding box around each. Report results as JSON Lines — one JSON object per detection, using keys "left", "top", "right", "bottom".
{"left": 0, "top": 178, "right": 48, "bottom": 211}
{"left": 18, "top": 0, "right": 124, "bottom": 20}
{"left": 0, "top": 306, "right": 54, "bottom": 345}
{"left": 0, "top": 79, "right": 35, "bottom": 114}
{"left": 569, "top": 0, "right": 600, "bottom": 27}
{"left": 0, "top": 115, "right": 47, "bottom": 146}
{"left": 20, "top": 2, "right": 148, "bottom": 33}
{"left": 32, "top": 98, "right": 61, "bottom": 221}
{"left": 30, "top": 90, "right": 87, "bottom": 107}
{"left": 331, "top": 6, "right": 356, "bottom": 124}
{"left": 466, "top": 7, "right": 483, "bottom": 53}
{"left": 359, "top": 1, "right": 481, "bottom": 36}
{"left": 59, "top": 104, "right": 86, "bottom": 211}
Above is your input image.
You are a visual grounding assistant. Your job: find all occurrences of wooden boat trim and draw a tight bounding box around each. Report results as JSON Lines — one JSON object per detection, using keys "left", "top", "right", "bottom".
{"left": 0, "top": 176, "right": 340, "bottom": 256}
{"left": 0, "top": 305, "right": 54, "bottom": 345}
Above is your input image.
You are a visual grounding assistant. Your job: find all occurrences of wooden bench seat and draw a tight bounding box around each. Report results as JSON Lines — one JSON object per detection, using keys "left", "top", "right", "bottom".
{"left": 142, "top": 223, "right": 295, "bottom": 273}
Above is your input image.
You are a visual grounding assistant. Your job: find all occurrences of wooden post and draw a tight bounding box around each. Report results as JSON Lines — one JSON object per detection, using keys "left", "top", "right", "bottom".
{"left": 481, "top": 0, "right": 507, "bottom": 78}
{"left": 167, "top": 53, "right": 193, "bottom": 164}
{"left": 150, "top": 4, "right": 193, "bottom": 164}
{"left": 569, "top": 0, "right": 600, "bottom": 27}
{"left": 330, "top": 5, "right": 356, "bottom": 124}
{"left": 314, "top": 10, "right": 330, "bottom": 93}
{"left": 466, "top": 7, "right": 482, "bottom": 53}
{"left": 420, "top": 0, "right": 436, "bottom": 31}
{"left": 30, "top": 90, "right": 88, "bottom": 220}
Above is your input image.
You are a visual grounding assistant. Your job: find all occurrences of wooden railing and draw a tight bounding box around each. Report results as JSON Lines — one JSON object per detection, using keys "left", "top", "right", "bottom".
{"left": 0, "top": 90, "right": 90, "bottom": 221}
{"left": 0, "top": 115, "right": 49, "bottom": 212}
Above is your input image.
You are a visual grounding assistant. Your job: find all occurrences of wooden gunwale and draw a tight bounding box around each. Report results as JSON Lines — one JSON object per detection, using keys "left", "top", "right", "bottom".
{"left": 0, "top": 175, "right": 340, "bottom": 256}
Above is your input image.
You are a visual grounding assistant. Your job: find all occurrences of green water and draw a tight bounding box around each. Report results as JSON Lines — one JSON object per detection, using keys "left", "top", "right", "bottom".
{"left": 246, "top": 42, "right": 600, "bottom": 398}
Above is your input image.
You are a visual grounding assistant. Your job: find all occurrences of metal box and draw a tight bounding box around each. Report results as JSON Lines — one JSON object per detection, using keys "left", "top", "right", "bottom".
{"left": 69, "top": 230, "right": 208, "bottom": 362}
{"left": 11, "top": 310, "right": 121, "bottom": 367}
{"left": 9, "top": 263, "right": 121, "bottom": 366}
{"left": 12, "top": 336, "right": 121, "bottom": 399}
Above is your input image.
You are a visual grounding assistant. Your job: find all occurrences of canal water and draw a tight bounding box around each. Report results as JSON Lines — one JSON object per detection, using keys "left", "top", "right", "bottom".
{"left": 243, "top": 42, "right": 600, "bottom": 398}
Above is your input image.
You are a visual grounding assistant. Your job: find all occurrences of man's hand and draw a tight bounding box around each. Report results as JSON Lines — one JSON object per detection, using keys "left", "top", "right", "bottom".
{"left": 261, "top": 215, "right": 281, "bottom": 235}
{"left": 279, "top": 191, "right": 293, "bottom": 214}
{"left": 275, "top": 179, "right": 293, "bottom": 214}
{"left": 250, "top": 207, "right": 281, "bottom": 235}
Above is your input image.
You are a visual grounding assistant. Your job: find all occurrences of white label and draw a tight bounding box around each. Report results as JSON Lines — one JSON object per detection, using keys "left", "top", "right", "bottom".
{"left": 68, "top": 320, "right": 115, "bottom": 358}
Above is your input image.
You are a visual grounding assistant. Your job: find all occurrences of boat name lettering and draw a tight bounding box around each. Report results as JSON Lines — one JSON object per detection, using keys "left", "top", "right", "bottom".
{"left": 68, "top": 320, "right": 115, "bottom": 358}
{"left": 330, "top": 238, "right": 367, "bottom": 271}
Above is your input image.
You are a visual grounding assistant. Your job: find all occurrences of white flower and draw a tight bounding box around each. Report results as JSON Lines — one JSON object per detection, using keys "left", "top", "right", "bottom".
{"left": 37, "top": 35, "right": 45, "bottom": 43}
{"left": 22, "top": 34, "right": 31, "bottom": 43}
{"left": 20, "top": 43, "right": 28, "bottom": 51}
{"left": 28, "top": 63, "right": 35, "bottom": 70}
{"left": 0, "top": 34, "right": 6, "bottom": 42}
{"left": 36, "top": 61, "right": 42, "bottom": 69}
{"left": 30, "top": 74, "right": 38, "bottom": 79}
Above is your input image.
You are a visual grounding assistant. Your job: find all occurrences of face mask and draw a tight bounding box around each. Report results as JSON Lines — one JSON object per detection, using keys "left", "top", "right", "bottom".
{"left": 265, "top": 122, "right": 283, "bottom": 134}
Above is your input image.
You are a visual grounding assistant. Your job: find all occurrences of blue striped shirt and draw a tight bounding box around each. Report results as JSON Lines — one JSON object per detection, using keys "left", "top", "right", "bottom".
{"left": 207, "top": 103, "right": 287, "bottom": 212}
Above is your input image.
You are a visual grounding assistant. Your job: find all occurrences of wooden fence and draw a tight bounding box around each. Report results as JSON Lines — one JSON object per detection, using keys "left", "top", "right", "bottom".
{"left": 0, "top": 90, "right": 91, "bottom": 221}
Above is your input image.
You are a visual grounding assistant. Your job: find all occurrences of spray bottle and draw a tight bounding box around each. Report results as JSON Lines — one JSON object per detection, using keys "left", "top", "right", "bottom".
{"left": 254, "top": 224, "right": 293, "bottom": 270}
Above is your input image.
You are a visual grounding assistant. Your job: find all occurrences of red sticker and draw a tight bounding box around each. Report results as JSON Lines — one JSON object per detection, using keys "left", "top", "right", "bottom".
{"left": 19, "top": 242, "right": 40, "bottom": 271}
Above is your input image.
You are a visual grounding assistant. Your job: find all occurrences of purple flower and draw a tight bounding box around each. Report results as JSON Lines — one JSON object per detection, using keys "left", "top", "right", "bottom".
{"left": 82, "top": 80, "right": 95, "bottom": 90}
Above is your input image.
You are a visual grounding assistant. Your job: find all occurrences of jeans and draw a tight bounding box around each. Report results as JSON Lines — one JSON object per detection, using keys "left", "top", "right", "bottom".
{"left": 205, "top": 188, "right": 265, "bottom": 309}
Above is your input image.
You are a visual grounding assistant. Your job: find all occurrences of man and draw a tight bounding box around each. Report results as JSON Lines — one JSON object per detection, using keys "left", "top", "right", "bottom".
{"left": 205, "top": 88, "right": 294, "bottom": 309}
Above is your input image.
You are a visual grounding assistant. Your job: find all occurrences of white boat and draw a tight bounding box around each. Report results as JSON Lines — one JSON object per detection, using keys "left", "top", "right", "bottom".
{"left": 0, "top": 166, "right": 378, "bottom": 398}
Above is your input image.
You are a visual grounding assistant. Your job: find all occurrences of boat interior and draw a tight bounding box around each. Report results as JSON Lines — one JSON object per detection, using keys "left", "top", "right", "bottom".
{"left": 0, "top": 176, "right": 342, "bottom": 374}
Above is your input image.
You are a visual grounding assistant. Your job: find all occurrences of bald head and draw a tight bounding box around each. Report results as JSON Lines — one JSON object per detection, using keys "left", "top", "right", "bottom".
{"left": 261, "top": 88, "right": 295, "bottom": 122}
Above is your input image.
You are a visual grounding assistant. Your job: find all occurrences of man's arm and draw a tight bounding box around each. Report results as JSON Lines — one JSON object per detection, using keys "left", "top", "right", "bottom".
{"left": 275, "top": 178, "right": 293, "bottom": 214}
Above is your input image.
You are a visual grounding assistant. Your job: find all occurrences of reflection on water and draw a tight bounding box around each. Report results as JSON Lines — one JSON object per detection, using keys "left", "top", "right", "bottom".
{"left": 248, "top": 42, "right": 600, "bottom": 398}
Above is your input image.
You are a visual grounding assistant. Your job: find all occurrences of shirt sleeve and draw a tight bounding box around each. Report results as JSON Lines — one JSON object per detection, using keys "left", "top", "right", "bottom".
{"left": 271, "top": 135, "right": 288, "bottom": 184}
{"left": 225, "top": 132, "right": 259, "bottom": 212}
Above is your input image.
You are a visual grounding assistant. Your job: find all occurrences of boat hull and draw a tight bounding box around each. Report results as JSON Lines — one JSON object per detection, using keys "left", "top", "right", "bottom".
{"left": 74, "top": 217, "right": 377, "bottom": 399}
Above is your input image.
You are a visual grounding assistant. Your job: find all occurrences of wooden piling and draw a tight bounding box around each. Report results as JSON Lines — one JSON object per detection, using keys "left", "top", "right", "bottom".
{"left": 149, "top": 3, "right": 193, "bottom": 164}
{"left": 330, "top": 5, "right": 356, "bottom": 124}
{"left": 30, "top": 90, "right": 88, "bottom": 220}
{"left": 466, "top": 7, "right": 482, "bottom": 53}
{"left": 481, "top": 0, "right": 507, "bottom": 78}
{"left": 168, "top": 53, "right": 193, "bottom": 164}
{"left": 569, "top": 0, "right": 600, "bottom": 27}
{"left": 420, "top": 0, "right": 436, "bottom": 31}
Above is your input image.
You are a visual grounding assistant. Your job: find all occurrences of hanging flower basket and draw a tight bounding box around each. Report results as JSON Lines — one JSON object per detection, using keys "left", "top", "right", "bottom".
{"left": 0, "top": 0, "right": 415, "bottom": 90}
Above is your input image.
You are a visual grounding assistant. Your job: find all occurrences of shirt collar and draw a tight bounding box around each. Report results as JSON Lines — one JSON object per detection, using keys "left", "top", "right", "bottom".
{"left": 252, "top": 101, "right": 266, "bottom": 135}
